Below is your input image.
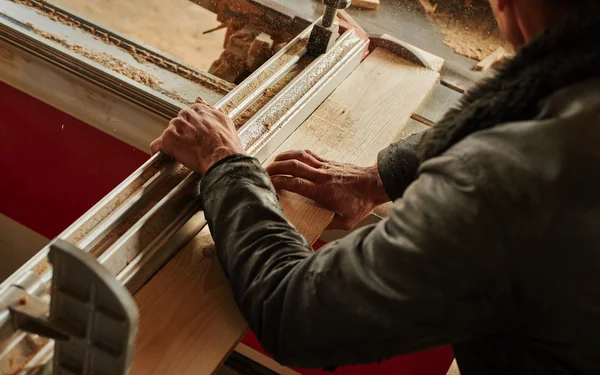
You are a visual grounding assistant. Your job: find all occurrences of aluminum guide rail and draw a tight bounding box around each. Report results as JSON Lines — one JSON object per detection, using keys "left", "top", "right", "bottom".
{"left": 0, "top": 16, "right": 367, "bottom": 372}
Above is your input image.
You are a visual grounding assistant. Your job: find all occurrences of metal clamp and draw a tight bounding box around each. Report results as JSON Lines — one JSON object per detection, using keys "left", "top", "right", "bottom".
{"left": 307, "top": 0, "right": 351, "bottom": 56}
{"left": 8, "top": 240, "right": 138, "bottom": 375}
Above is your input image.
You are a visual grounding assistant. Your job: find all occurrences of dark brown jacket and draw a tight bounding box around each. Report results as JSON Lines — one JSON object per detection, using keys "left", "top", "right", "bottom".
{"left": 201, "top": 7, "right": 600, "bottom": 374}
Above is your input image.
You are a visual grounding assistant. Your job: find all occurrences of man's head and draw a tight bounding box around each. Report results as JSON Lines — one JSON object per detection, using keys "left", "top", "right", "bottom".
{"left": 489, "top": 0, "right": 569, "bottom": 48}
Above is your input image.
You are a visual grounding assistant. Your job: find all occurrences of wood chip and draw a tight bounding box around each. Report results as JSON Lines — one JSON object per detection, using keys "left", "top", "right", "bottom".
{"left": 473, "top": 46, "right": 506, "bottom": 71}
{"left": 351, "top": 0, "right": 379, "bottom": 10}
{"left": 419, "top": 0, "right": 438, "bottom": 13}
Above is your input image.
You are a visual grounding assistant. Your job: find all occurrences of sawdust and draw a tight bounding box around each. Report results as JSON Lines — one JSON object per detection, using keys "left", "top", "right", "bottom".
{"left": 27, "top": 23, "right": 169, "bottom": 92}
{"left": 419, "top": 0, "right": 513, "bottom": 61}
{"left": 15, "top": 0, "right": 232, "bottom": 95}
{"left": 69, "top": 45, "right": 163, "bottom": 88}
{"left": 234, "top": 55, "right": 314, "bottom": 129}
{"left": 46, "top": 0, "right": 225, "bottom": 73}
{"left": 220, "top": 38, "right": 308, "bottom": 116}
{"left": 33, "top": 260, "right": 50, "bottom": 276}
{"left": 4, "top": 334, "right": 50, "bottom": 375}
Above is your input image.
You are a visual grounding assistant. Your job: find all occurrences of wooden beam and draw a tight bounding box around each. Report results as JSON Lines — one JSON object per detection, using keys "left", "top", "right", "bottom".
{"left": 132, "top": 46, "right": 442, "bottom": 374}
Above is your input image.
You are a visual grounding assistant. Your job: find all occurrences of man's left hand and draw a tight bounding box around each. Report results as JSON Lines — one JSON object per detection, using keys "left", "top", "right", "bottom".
{"left": 150, "top": 101, "right": 246, "bottom": 175}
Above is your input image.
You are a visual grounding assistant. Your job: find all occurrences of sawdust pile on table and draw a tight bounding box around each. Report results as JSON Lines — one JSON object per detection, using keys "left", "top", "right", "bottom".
{"left": 420, "top": 0, "right": 513, "bottom": 60}
{"left": 48, "top": 0, "right": 226, "bottom": 72}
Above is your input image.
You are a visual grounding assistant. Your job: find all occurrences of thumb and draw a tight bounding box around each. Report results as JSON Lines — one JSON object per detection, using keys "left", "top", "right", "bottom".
{"left": 150, "top": 138, "right": 163, "bottom": 155}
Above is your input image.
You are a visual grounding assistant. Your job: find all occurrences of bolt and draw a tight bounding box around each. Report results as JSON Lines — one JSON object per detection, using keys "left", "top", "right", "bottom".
{"left": 322, "top": 7, "right": 338, "bottom": 28}
{"left": 321, "top": 0, "right": 351, "bottom": 28}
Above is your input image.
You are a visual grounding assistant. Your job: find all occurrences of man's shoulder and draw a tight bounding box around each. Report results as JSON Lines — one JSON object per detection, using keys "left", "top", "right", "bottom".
{"left": 439, "top": 77, "right": 600, "bottom": 178}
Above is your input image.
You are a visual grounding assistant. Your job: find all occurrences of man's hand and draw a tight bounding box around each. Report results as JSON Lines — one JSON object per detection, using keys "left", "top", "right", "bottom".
{"left": 267, "top": 150, "right": 390, "bottom": 230}
{"left": 150, "top": 100, "right": 246, "bottom": 175}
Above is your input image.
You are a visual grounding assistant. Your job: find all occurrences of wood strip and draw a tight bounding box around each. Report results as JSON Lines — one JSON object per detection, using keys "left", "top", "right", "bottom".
{"left": 132, "top": 198, "right": 323, "bottom": 374}
{"left": 132, "top": 228, "right": 246, "bottom": 375}
{"left": 234, "top": 343, "right": 301, "bottom": 375}
{"left": 474, "top": 46, "right": 506, "bottom": 71}
{"left": 447, "top": 359, "right": 461, "bottom": 375}
{"left": 132, "top": 47, "right": 441, "bottom": 374}
{"left": 352, "top": 0, "right": 380, "bottom": 10}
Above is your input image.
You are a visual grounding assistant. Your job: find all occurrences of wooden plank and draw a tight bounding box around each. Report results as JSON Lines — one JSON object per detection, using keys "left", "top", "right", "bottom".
{"left": 270, "top": 48, "right": 440, "bottom": 236}
{"left": 413, "top": 83, "right": 462, "bottom": 126}
{"left": 132, "top": 199, "right": 328, "bottom": 374}
{"left": 352, "top": 0, "right": 380, "bottom": 10}
{"left": 447, "top": 360, "right": 461, "bottom": 375}
{"left": 234, "top": 343, "right": 301, "bottom": 375}
{"left": 132, "top": 227, "right": 246, "bottom": 375}
{"left": 132, "top": 47, "right": 441, "bottom": 374}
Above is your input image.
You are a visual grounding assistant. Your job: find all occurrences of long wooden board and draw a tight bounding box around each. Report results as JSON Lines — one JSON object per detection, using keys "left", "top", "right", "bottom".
{"left": 132, "top": 47, "right": 442, "bottom": 374}
{"left": 270, "top": 48, "right": 440, "bottom": 239}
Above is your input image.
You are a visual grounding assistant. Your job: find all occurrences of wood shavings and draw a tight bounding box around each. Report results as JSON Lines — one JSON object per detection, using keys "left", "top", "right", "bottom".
{"left": 27, "top": 24, "right": 162, "bottom": 88}
{"left": 233, "top": 55, "right": 313, "bottom": 129}
{"left": 418, "top": 0, "right": 513, "bottom": 61}
{"left": 25, "top": 24, "right": 199, "bottom": 104}
{"left": 47, "top": 0, "right": 225, "bottom": 72}
{"left": 13, "top": 0, "right": 233, "bottom": 94}
{"left": 33, "top": 260, "right": 50, "bottom": 275}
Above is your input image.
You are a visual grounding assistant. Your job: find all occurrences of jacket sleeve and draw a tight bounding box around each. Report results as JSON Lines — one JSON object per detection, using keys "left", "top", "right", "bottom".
{"left": 201, "top": 152, "right": 515, "bottom": 369}
{"left": 377, "top": 131, "right": 427, "bottom": 201}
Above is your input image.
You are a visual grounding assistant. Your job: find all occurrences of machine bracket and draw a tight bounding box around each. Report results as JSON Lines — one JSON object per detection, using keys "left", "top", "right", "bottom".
{"left": 7, "top": 240, "right": 138, "bottom": 375}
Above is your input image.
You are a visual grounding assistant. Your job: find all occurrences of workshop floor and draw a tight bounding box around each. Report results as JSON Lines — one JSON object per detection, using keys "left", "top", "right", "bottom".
{"left": 47, "top": 0, "right": 226, "bottom": 72}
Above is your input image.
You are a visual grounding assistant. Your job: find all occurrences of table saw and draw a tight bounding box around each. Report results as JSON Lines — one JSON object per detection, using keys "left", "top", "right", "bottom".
{"left": 0, "top": 0, "right": 472, "bottom": 374}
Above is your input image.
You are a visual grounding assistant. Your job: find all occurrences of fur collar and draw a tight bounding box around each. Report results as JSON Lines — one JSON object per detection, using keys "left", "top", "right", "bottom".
{"left": 418, "top": 4, "right": 600, "bottom": 162}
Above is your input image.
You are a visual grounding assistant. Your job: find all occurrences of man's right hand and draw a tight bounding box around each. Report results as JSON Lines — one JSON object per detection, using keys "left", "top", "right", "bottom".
{"left": 266, "top": 150, "right": 390, "bottom": 230}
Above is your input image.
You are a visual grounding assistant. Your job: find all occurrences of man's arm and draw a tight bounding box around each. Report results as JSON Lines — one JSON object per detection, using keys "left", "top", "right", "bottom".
{"left": 378, "top": 131, "right": 427, "bottom": 201}
{"left": 201, "top": 151, "right": 516, "bottom": 369}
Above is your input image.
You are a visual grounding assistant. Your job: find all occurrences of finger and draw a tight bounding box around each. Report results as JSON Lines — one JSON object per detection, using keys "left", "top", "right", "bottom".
{"left": 190, "top": 104, "right": 232, "bottom": 129}
{"left": 327, "top": 215, "right": 355, "bottom": 231}
{"left": 159, "top": 126, "right": 181, "bottom": 154}
{"left": 266, "top": 160, "right": 327, "bottom": 182}
{"left": 178, "top": 108, "right": 197, "bottom": 122}
{"left": 273, "top": 150, "right": 322, "bottom": 168}
{"left": 305, "top": 150, "right": 330, "bottom": 163}
{"left": 150, "top": 138, "right": 162, "bottom": 155}
{"left": 195, "top": 97, "right": 207, "bottom": 104}
{"left": 271, "top": 176, "right": 320, "bottom": 201}
{"left": 170, "top": 117, "right": 194, "bottom": 134}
